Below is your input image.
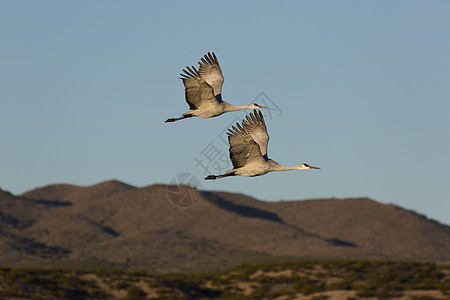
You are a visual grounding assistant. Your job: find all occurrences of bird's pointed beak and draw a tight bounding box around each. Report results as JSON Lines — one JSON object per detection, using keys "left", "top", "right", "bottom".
{"left": 310, "top": 166, "right": 321, "bottom": 169}
{"left": 258, "top": 105, "right": 268, "bottom": 109}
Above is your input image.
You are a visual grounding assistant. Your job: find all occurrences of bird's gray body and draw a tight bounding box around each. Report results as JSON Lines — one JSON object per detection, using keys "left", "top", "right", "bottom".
{"left": 183, "top": 101, "right": 245, "bottom": 119}
{"left": 224, "top": 159, "right": 285, "bottom": 177}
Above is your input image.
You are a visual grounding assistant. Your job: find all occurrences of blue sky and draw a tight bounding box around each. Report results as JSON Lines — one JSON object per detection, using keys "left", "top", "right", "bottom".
{"left": 1, "top": 1, "right": 449, "bottom": 225}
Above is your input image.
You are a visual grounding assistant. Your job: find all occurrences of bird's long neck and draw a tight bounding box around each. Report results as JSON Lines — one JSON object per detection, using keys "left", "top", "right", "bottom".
{"left": 224, "top": 102, "right": 253, "bottom": 112}
{"left": 270, "top": 162, "right": 309, "bottom": 172}
{"left": 274, "top": 165, "right": 298, "bottom": 171}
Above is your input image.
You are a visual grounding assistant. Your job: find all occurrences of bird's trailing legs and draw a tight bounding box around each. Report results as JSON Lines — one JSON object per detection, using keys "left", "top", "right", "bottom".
{"left": 205, "top": 172, "right": 235, "bottom": 180}
{"left": 165, "top": 114, "right": 193, "bottom": 123}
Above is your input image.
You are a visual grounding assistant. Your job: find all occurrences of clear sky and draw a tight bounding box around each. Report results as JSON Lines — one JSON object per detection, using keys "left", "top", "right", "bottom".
{"left": 1, "top": 1, "right": 449, "bottom": 225}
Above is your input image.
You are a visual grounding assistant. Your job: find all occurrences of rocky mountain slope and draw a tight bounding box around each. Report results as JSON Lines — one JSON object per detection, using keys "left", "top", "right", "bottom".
{"left": 0, "top": 180, "right": 449, "bottom": 272}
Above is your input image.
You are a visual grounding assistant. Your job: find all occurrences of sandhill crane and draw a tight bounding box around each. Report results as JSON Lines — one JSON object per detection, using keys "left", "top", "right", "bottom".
{"left": 205, "top": 111, "right": 320, "bottom": 180}
{"left": 165, "top": 52, "right": 267, "bottom": 123}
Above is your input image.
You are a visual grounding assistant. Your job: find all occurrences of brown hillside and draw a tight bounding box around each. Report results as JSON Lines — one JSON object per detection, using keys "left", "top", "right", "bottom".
{"left": 21, "top": 183, "right": 81, "bottom": 202}
{"left": 210, "top": 192, "right": 450, "bottom": 260}
{"left": 1, "top": 181, "right": 450, "bottom": 272}
{"left": 0, "top": 188, "right": 70, "bottom": 263}
{"left": 22, "top": 180, "right": 136, "bottom": 203}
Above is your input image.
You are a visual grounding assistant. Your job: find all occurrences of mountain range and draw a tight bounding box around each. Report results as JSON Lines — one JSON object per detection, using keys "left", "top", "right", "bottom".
{"left": 1, "top": 180, "right": 449, "bottom": 273}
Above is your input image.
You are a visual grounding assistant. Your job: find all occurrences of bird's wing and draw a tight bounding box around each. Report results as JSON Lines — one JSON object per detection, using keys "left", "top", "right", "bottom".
{"left": 242, "top": 110, "right": 270, "bottom": 159}
{"left": 198, "top": 52, "right": 224, "bottom": 102}
{"left": 180, "top": 66, "right": 221, "bottom": 110}
{"left": 227, "top": 122, "right": 266, "bottom": 169}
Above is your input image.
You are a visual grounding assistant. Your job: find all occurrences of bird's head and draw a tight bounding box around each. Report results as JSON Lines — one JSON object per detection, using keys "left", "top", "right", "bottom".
{"left": 298, "top": 163, "right": 321, "bottom": 170}
{"left": 249, "top": 103, "right": 267, "bottom": 109}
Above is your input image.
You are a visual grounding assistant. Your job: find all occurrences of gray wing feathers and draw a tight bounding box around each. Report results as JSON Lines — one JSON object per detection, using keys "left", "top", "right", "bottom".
{"left": 227, "top": 123, "right": 265, "bottom": 169}
{"left": 242, "top": 110, "right": 269, "bottom": 157}
{"left": 198, "top": 52, "right": 224, "bottom": 96}
{"left": 180, "top": 65, "right": 219, "bottom": 110}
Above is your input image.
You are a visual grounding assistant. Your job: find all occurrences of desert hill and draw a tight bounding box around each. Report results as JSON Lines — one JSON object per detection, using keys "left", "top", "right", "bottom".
{"left": 0, "top": 181, "right": 449, "bottom": 272}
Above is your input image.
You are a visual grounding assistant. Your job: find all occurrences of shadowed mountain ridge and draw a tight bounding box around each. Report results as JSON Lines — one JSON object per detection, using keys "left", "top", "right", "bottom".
{"left": 0, "top": 180, "right": 448, "bottom": 272}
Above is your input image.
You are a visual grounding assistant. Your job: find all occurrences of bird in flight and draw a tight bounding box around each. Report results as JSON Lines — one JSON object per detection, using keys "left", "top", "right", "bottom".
{"left": 165, "top": 52, "right": 267, "bottom": 123}
{"left": 205, "top": 110, "right": 320, "bottom": 180}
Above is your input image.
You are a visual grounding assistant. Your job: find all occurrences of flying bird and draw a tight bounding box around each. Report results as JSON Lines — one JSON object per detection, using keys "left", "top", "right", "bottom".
{"left": 205, "top": 110, "right": 320, "bottom": 180}
{"left": 165, "top": 52, "right": 267, "bottom": 123}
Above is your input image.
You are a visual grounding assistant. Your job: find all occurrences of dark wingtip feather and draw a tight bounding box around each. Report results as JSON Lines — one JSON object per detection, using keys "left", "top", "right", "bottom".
{"left": 249, "top": 111, "right": 258, "bottom": 123}
{"left": 186, "top": 65, "right": 194, "bottom": 74}
{"left": 258, "top": 110, "right": 266, "bottom": 125}
{"left": 202, "top": 53, "right": 211, "bottom": 65}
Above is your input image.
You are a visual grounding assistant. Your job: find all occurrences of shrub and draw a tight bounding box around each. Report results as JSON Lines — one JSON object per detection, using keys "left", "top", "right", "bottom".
{"left": 120, "top": 286, "right": 146, "bottom": 300}
{"left": 292, "top": 275, "right": 325, "bottom": 295}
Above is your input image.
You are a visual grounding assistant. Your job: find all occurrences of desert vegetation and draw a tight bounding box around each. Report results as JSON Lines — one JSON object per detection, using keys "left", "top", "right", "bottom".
{"left": 0, "top": 260, "right": 449, "bottom": 299}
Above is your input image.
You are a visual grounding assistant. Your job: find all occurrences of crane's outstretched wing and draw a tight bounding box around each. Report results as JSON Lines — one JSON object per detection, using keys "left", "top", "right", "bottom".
{"left": 242, "top": 110, "right": 270, "bottom": 160}
{"left": 227, "top": 122, "right": 266, "bottom": 169}
{"left": 198, "top": 52, "right": 224, "bottom": 103}
{"left": 180, "top": 66, "right": 221, "bottom": 110}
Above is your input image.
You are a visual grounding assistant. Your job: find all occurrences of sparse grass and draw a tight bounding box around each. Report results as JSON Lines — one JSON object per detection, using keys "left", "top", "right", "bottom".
{"left": 0, "top": 260, "right": 449, "bottom": 299}
{"left": 120, "top": 285, "right": 146, "bottom": 300}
